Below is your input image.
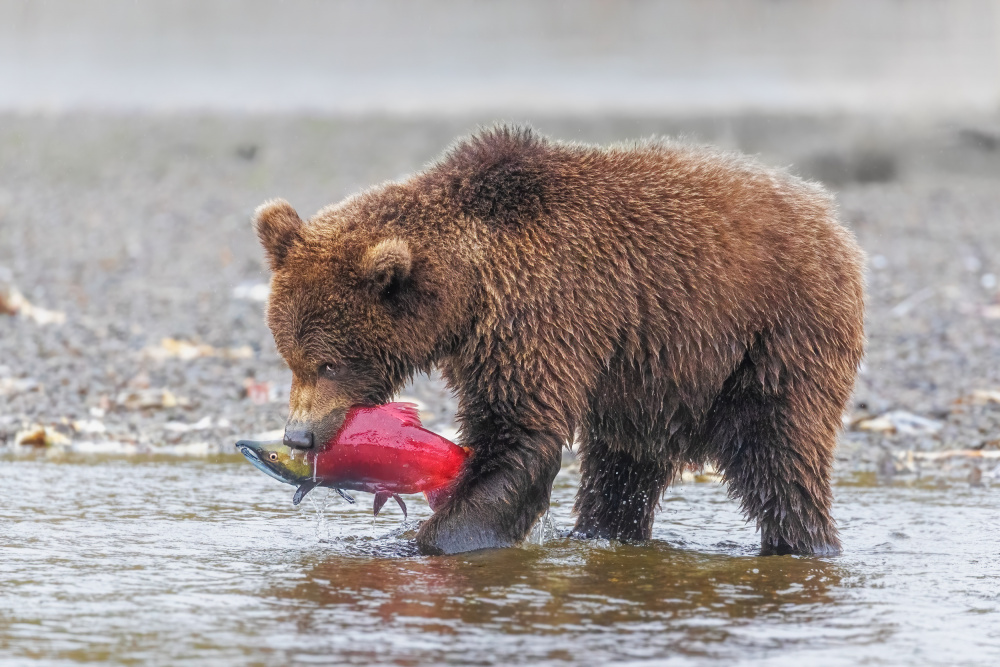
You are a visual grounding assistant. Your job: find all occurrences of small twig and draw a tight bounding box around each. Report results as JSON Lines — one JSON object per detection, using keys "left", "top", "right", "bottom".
{"left": 891, "top": 287, "right": 934, "bottom": 317}
{"left": 897, "top": 449, "right": 1000, "bottom": 461}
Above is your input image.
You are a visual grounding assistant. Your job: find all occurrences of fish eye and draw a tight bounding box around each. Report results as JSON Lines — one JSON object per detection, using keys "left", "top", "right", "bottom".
{"left": 268, "top": 452, "right": 278, "bottom": 461}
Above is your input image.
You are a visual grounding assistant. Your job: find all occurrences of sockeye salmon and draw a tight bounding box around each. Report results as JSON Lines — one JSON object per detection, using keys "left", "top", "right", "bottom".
{"left": 236, "top": 403, "right": 469, "bottom": 518}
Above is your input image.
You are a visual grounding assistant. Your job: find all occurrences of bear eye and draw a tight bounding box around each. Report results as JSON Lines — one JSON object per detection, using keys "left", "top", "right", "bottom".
{"left": 319, "top": 362, "right": 341, "bottom": 379}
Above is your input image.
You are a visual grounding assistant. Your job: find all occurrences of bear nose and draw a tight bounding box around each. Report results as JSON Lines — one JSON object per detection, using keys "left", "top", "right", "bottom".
{"left": 283, "top": 429, "right": 314, "bottom": 450}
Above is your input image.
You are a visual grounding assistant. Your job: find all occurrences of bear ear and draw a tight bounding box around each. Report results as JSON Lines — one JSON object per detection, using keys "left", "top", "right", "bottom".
{"left": 361, "top": 238, "right": 412, "bottom": 298}
{"left": 253, "top": 199, "right": 303, "bottom": 271}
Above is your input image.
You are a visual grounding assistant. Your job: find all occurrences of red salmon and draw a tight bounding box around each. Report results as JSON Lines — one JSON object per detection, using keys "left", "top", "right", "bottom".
{"left": 236, "top": 403, "right": 469, "bottom": 518}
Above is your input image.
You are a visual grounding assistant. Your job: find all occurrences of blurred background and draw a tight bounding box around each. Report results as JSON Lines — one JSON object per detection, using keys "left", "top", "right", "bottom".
{"left": 2, "top": 0, "right": 999, "bottom": 114}
{"left": 2, "top": 0, "right": 999, "bottom": 461}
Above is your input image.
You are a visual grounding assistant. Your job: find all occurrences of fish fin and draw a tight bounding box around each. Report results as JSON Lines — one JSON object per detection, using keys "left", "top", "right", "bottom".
{"left": 373, "top": 490, "right": 392, "bottom": 517}
{"left": 292, "top": 480, "right": 319, "bottom": 506}
{"left": 393, "top": 494, "right": 408, "bottom": 520}
{"left": 335, "top": 488, "right": 356, "bottom": 504}
{"left": 381, "top": 402, "right": 422, "bottom": 428}
{"left": 424, "top": 486, "right": 453, "bottom": 512}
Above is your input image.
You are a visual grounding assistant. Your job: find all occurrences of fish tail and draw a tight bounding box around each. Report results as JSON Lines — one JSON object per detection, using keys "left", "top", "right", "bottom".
{"left": 393, "top": 494, "right": 407, "bottom": 520}
{"left": 373, "top": 490, "right": 391, "bottom": 517}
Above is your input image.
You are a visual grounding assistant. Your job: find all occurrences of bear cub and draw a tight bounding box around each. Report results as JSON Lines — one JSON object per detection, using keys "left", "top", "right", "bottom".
{"left": 254, "top": 126, "right": 865, "bottom": 556}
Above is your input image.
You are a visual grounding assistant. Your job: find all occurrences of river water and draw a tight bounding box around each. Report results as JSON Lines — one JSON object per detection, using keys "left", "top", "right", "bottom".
{"left": 2, "top": 454, "right": 999, "bottom": 665}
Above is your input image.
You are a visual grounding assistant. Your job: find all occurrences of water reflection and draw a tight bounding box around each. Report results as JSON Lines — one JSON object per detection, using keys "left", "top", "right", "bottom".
{"left": 263, "top": 536, "right": 854, "bottom": 663}
{"left": 277, "top": 543, "right": 843, "bottom": 620}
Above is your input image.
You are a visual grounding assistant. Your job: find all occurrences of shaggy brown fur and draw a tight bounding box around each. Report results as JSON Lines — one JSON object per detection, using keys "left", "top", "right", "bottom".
{"left": 254, "top": 126, "right": 865, "bottom": 556}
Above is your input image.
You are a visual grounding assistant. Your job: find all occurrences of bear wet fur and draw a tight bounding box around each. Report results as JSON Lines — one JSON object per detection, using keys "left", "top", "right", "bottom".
{"left": 254, "top": 126, "right": 865, "bottom": 556}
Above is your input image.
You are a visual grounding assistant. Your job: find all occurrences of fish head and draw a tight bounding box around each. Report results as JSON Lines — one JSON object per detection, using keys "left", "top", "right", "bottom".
{"left": 235, "top": 439, "right": 313, "bottom": 485}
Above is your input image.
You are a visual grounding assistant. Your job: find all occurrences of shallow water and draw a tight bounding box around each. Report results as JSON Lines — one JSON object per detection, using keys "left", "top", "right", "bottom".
{"left": 2, "top": 455, "right": 999, "bottom": 666}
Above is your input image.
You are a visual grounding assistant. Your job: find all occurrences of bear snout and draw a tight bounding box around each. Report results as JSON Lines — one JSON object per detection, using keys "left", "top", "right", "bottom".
{"left": 283, "top": 406, "right": 347, "bottom": 452}
{"left": 282, "top": 428, "right": 314, "bottom": 450}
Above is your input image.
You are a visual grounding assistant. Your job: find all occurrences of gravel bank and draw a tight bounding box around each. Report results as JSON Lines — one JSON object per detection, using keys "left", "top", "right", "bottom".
{"left": 1, "top": 113, "right": 998, "bottom": 474}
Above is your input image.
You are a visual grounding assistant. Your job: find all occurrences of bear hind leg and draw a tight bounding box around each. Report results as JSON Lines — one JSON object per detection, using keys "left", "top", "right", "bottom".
{"left": 572, "top": 429, "right": 676, "bottom": 542}
{"left": 707, "top": 363, "right": 842, "bottom": 556}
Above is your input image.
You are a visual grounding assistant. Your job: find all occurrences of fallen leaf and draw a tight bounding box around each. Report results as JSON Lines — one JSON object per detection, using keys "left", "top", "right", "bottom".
{"left": 14, "top": 425, "right": 71, "bottom": 447}
{"left": 970, "top": 389, "right": 1000, "bottom": 405}
{"left": 898, "top": 449, "right": 1000, "bottom": 460}
{"left": 0, "top": 377, "right": 39, "bottom": 397}
{"left": 857, "top": 416, "right": 896, "bottom": 433}
{"left": 0, "top": 285, "right": 16, "bottom": 315}
{"left": 116, "top": 388, "right": 190, "bottom": 410}
{"left": 243, "top": 378, "right": 273, "bottom": 405}
{"left": 856, "top": 410, "right": 943, "bottom": 435}
{"left": 144, "top": 337, "right": 253, "bottom": 361}
{"left": 242, "top": 379, "right": 289, "bottom": 405}
{"left": 0, "top": 282, "right": 66, "bottom": 325}
{"left": 680, "top": 461, "right": 723, "bottom": 483}
{"left": 71, "top": 419, "right": 106, "bottom": 434}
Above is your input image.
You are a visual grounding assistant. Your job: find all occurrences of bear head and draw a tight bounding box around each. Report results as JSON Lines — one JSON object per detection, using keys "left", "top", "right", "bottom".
{"left": 253, "top": 125, "right": 553, "bottom": 450}
{"left": 253, "top": 189, "right": 472, "bottom": 450}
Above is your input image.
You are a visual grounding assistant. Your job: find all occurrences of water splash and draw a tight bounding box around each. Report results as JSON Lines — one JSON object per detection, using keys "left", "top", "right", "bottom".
{"left": 527, "top": 510, "right": 556, "bottom": 546}
{"left": 306, "top": 487, "right": 334, "bottom": 542}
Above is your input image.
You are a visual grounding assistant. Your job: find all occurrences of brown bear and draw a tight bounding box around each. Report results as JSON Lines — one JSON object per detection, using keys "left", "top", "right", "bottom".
{"left": 254, "top": 125, "right": 865, "bottom": 556}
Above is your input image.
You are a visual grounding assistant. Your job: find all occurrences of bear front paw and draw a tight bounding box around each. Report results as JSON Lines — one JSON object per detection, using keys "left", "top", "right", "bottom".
{"left": 415, "top": 513, "right": 514, "bottom": 555}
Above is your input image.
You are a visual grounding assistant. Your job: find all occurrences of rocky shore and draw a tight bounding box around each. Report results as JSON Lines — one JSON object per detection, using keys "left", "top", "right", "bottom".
{"left": 2, "top": 113, "right": 998, "bottom": 478}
